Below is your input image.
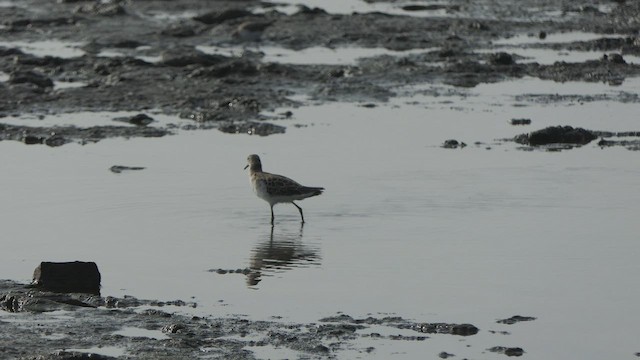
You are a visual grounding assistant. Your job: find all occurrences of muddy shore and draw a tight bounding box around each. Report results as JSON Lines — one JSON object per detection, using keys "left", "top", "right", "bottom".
{"left": 2, "top": 279, "right": 539, "bottom": 359}
{"left": 1, "top": 0, "right": 640, "bottom": 145}
{"left": 1, "top": 0, "right": 640, "bottom": 358}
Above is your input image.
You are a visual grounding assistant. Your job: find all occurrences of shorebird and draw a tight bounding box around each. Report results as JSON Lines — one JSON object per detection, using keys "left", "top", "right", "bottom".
{"left": 244, "top": 154, "right": 324, "bottom": 224}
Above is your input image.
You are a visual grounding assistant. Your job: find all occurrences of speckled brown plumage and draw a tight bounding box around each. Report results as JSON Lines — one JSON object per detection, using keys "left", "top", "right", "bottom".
{"left": 245, "top": 154, "right": 324, "bottom": 224}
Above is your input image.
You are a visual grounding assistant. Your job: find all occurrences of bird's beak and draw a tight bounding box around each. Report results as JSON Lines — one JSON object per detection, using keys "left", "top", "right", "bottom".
{"left": 244, "top": 164, "right": 249, "bottom": 170}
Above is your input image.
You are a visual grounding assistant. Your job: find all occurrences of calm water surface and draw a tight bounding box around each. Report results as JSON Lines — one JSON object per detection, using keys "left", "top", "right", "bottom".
{"left": 1, "top": 78, "right": 639, "bottom": 359}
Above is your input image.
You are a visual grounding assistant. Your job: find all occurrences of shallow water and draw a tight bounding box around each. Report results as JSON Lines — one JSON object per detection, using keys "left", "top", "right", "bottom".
{"left": 1, "top": 76, "right": 639, "bottom": 358}
{"left": 197, "top": 44, "right": 435, "bottom": 65}
{"left": 0, "top": 40, "right": 85, "bottom": 58}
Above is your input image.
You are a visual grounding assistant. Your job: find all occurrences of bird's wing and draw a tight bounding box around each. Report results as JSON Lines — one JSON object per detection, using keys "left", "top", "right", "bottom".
{"left": 263, "top": 173, "right": 307, "bottom": 196}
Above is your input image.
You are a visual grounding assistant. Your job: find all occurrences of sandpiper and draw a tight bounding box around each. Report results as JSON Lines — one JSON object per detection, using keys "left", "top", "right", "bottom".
{"left": 244, "top": 154, "right": 324, "bottom": 224}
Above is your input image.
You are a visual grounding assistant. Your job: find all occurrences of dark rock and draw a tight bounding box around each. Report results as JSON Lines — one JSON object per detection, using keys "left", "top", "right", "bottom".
{"left": 44, "top": 134, "right": 67, "bottom": 147}
{"left": 110, "top": 165, "right": 146, "bottom": 173}
{"left": 403, "top": 5, "right": 434, "bottom": 11}
{"left": 9, "top": 70, "right": 54, "bottom": 88}
{"left": 23, "top": 350, "right": 117, "bottom": 360}
{"left": 514, "top": 126, "right": 597, "bottom": 146}
{"left": 113, "top": 113, "right": 155, "bottom": 126}
{"left": 402, "top": 4, "right": 453, "bottom": 11}
{"left": 439, "top": 351, "right": 455, "bottom": 358}
{"left": 488, "top": 346, "right": 525, "bottom": 357}
{"left": 442, "top": 139, "right": 467, "bottom": 149}
{"left": 415, "top": 323, "right": 479, "bottom": 336}
{"left": 296, "top": 5, "right": 328, "bottom": 15}
{"left": 111, "top": 39, "right": 145, "bottom": 49}
{"left": 16, "top": 55, "right": 67, "bottom": 67}
{"left": 538, "top": 31, "right": 547, "bottom": 39}
{"left": 490, "top": 52, "right": 515, "bottom": 65}
{"left": 160, "top": 49, "right": 228, "bottom": 67}
{"left": 510, "top": 118, "right": 531, "bottom": 125}
{"left": 0, "top": 47, "right": 23, "bottom": 56}
{"left": 33, "top": 261, "right": 101, "bottom": 295}
{"left": 497, "top": 315, "right": 537, "bottom": 324}
{"left": 603, "top": 53, "right": 626, "bottom": 64}
{"left": 193, "top": 8, "right": 252, "bottom": 25}
{"left": 23, "top": 135, "right": 45, "bottom": 145}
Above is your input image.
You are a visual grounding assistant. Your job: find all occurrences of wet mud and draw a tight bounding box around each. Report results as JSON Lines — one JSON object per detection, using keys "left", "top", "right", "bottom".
{"left": 0, "top": 280, "right": 534, "bottom": 359}
{"left": 1, "top": 0, "right": 640, "bottom": 144}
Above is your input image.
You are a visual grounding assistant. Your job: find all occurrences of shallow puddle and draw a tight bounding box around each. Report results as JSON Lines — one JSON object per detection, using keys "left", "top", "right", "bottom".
{"left": 493, "top": 31, "right": 627, "bottom": 46}
{"left": 112, "top": 326, "right": 169, "bottom": 340}
{"left": 255, "top": 0, "right": 456, "bottom": 18}
{"left": 97, "top": 49, "right": 163, "bottom": 64}
{"left": 197, "top": 44, "right": 434, "bottom": 65}
{"left": 0, "top": 40, "right": 85, "bottom": 58}
{"left": 65, "top": 346, "right": 126, "bottom": 358}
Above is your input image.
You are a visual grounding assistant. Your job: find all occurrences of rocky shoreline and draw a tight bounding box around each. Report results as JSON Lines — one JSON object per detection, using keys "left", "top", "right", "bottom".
{"left": 2, "top": 278, "right": 544, "bottom": 359}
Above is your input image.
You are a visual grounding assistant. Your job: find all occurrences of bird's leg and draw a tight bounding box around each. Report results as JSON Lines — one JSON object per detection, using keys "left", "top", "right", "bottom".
{"left": 292, "top": 202, "right": 305, "bottom": 223}
{"left": 270, "top": 205, "right": 275, "bottom": 225}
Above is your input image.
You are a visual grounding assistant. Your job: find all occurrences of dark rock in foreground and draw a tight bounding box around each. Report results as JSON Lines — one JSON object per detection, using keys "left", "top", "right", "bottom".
{"left": 514, "top": 126, "right": 597, "bottom": 146}
{"left": 0, "top": 278, "right": 493, "bottom": 359}
{"left": 33, "top": 261, "right": 101, "bottom": 295}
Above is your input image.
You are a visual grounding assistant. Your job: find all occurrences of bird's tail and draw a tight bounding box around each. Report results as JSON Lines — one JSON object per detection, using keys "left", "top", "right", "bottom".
{"left": 304, "top": 187, "right": 324, "bottom": 197}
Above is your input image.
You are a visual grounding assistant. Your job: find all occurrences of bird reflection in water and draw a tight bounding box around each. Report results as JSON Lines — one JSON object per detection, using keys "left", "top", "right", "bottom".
{"left": 246, "top": 224, "right": 321, "bottom": 287}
